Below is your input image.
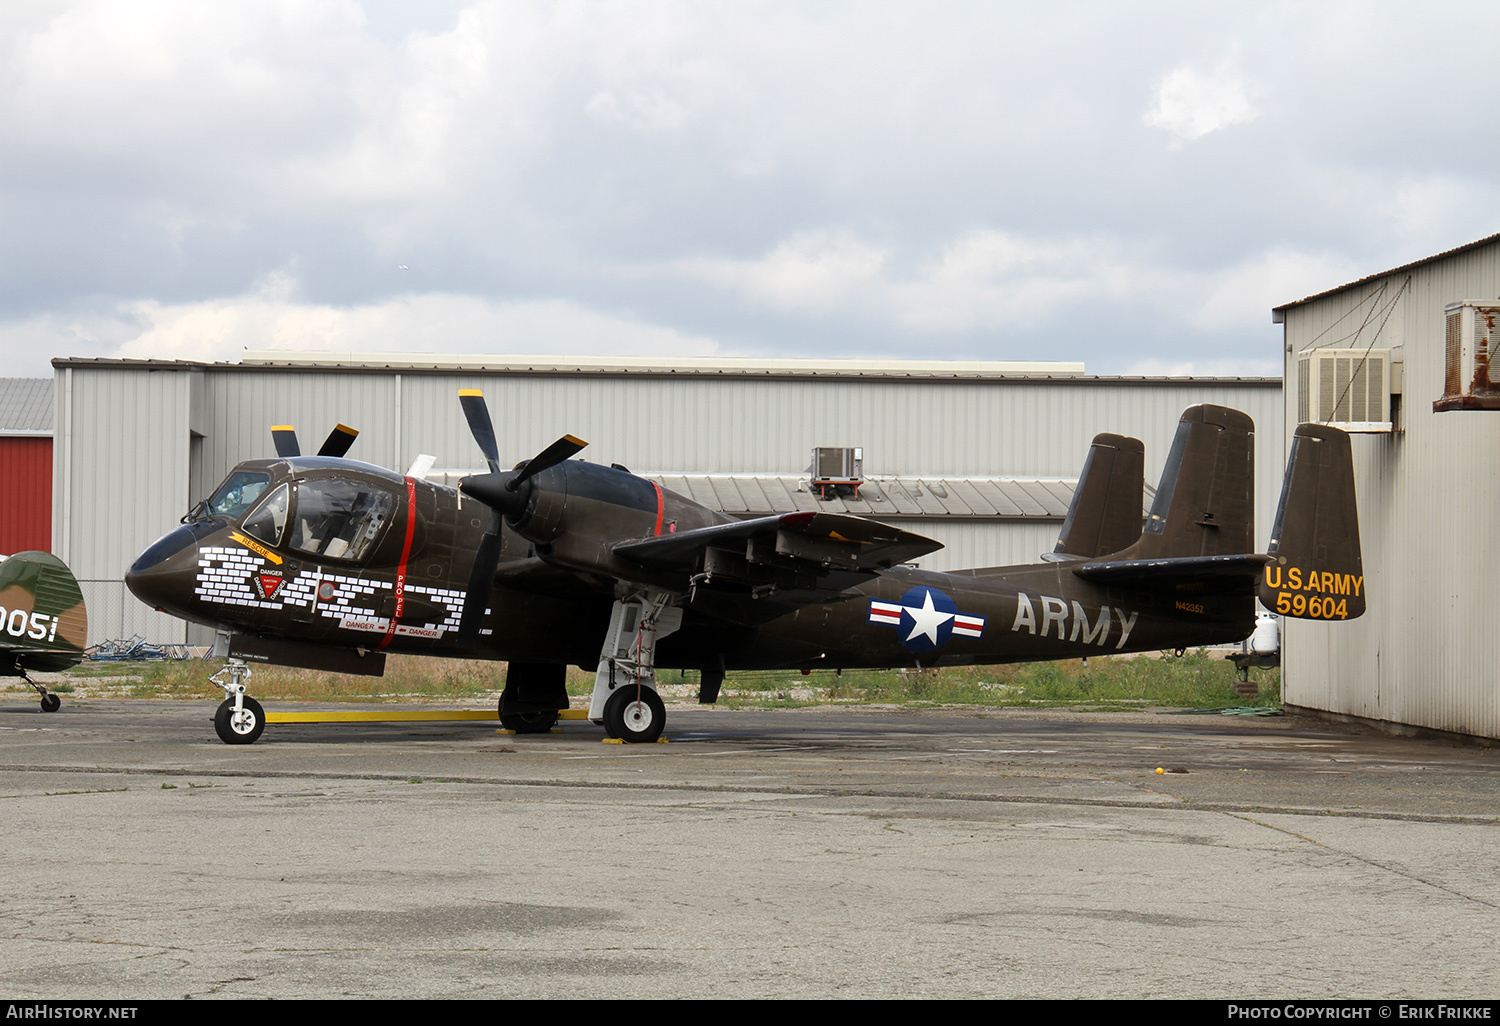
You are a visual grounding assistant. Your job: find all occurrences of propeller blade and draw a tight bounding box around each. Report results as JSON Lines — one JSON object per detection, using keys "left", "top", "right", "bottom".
{"left": 271, "top": 425, "right": 300, "bottom": 458}
{"left": 457, "top": 516, "right": 503, "bottom": 648}
{"left": 509, "top": 434, "right": 588, "bottom": 492}
{"left": 317, "top": 423, "right": 359, "bottom": 458}
{"left": 459, "top": 390, "right": 500, "bottom": 473}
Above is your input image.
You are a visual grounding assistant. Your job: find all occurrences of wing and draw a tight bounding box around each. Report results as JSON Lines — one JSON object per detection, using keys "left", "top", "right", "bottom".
{"left": 614, "top": 511, "right": 942, "bottom": 623}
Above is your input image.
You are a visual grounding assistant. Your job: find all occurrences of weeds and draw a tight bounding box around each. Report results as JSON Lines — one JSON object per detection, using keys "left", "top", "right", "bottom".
{"left": 43, "top": 649, "right": 1277, "bottom": 711}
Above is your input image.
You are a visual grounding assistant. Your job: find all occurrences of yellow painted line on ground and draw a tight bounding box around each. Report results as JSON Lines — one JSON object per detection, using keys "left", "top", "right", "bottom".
{"left": 267, "top": 710, "right": 499, "bottom": 723}
{"left": 266, "top": 708, "right": 590, "bottom": 724}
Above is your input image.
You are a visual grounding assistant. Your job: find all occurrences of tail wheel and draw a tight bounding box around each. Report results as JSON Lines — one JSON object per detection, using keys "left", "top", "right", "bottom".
{"left": 603, "top": 686, "right": 665, "bottom": 743}
{"left": 40, "top": 693, "right": 60, "bottom": 713}
{"left": 214, "top": 697, "right": 265, "bottom": 745}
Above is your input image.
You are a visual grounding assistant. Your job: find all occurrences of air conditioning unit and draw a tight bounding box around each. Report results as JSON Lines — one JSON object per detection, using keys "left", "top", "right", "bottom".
{"left": 1296, "top": 349, "right": 1392, "bottom": 432}
{"left": 811, "top": 447, "right": 863, "bottom": 499}
{"left": 1435, "top": 301, "right": 1500, "bottom": 412}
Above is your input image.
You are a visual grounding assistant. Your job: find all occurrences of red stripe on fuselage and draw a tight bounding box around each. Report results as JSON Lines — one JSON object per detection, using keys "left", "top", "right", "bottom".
{"left": 652, "top": 481, "right": 664, "bottom": 537}
{"left": 377, "top": 477, "right": 418, "bottom": 651}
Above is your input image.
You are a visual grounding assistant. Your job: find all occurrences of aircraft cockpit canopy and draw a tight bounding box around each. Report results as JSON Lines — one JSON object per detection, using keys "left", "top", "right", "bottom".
{"left": 206, "top": 471, "right": 271, "bottom": 519}
{"left": 238, "top": 476, "right": 396, "bottom": 564}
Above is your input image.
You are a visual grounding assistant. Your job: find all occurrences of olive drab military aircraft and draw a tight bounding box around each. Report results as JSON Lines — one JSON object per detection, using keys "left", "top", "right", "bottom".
{"left": 0, "top": 551, "right": 88, "bottom": 711}
{"left": 125, "top": 396, "right": 1365, "bottom": 746}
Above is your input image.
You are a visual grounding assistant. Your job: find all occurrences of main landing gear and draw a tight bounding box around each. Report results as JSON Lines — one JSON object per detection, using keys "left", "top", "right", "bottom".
{"left": 588, "top": 590, "right": 681, "bottom": 743}
{"left": 209, "top": 659, "right": 265, "bottom": 745}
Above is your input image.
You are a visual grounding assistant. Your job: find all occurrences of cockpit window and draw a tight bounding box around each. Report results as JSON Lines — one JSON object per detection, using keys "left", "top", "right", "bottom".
{"left": 241, "top": 483, "right": 289, "bottom": 547}
{"left": 288, "top": 479, "right": 395, "bottom": 562}
{"left": 206, "top": 472, "right": 271, "bottom": 519}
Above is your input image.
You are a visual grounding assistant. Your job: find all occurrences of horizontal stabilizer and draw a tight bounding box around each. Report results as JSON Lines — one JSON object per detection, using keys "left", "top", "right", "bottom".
{"left": 1258, "top": 423, "right": 1365, "bottom": 620}
{"left": 1074, "top": 553, "right": 1271, "bottom": 590}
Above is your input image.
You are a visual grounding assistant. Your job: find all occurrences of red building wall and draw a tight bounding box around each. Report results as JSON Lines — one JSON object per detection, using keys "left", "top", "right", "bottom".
{"left": 0, "top": 437, "right": 52, "bottom": 554}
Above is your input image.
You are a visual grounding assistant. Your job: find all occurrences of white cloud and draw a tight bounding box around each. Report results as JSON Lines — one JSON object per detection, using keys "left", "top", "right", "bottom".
{"left": 1190, "top": 248, "right": 1361, "bottom": 331}
{"left": 1144, "top": 58, "right": 1260, "bottom": 141}
{"left": 679, "top": 230, "right": 890, "bottom": 315}
{"left": 0, "top": 275, "right": 721, "bottom": 373}
{"left": 889, "top": 231, "right": 1134, "bottom": 332}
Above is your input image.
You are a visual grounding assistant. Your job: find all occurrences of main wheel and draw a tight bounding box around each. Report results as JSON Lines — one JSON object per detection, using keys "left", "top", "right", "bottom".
{"left": 603, "top": 686, "right": 665, "bottom": 743}
{"left": 213, "top": 697, "right": 265, "bottom": 745}
{"left": 40, "top": 693, "right": 60, "bottom": 713}
{"left": 498, "top": 704, "right": 559, "bottom": 734}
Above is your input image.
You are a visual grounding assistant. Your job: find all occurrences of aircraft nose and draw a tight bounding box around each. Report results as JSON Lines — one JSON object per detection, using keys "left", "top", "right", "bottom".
{"left": 126, "top": 524, "right": 200, "bottom": 610}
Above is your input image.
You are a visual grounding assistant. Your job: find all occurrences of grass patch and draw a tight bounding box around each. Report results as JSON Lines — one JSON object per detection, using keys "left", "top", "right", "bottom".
{"left": 667, "top": 649, "right": 1278, "bottom": 710}
{"left": 51, "top": 649, "right": 1277, "bottom": 711}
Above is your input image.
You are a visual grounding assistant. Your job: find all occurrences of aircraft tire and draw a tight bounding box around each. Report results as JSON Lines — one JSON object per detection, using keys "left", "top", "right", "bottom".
{"left": 603, "top": 686, "right": 665, "bottom": 744}
{"left": 40, "top": 693, "right": 60, "bottom": 713}
{"left": 499, "top": 708, "right": 559, "bottom": 734}
{"left": 214, "top": 697, "right": 265, "bottom": 745}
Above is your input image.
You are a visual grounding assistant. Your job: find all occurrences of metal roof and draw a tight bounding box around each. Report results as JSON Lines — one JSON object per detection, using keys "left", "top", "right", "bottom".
{"left": 427, "top": 469, "right": 1154, "bottom": 521}
{"left": 0, "top": 378, "right": 52, "bottom": 435}
{"left": 50, "top": 355, "right": 1278, "bottom": 387}
{"left": 1272, "top": 232, "right": 1500, "bottom": 314}
{"left": 236, "top": 351, "right": 1087, "bottom": 378}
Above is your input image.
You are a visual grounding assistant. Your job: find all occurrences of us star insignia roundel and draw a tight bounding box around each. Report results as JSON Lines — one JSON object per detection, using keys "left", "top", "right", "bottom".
{"left": 867, "top": 586, "right": 986, "bottom": 653}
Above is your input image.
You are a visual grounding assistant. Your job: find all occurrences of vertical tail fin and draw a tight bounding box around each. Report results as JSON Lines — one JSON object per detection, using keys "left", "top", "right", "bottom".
{"left": 1053, "top": 433, "right": 1145, "bottom": 559}
{"left": 1258, "top": 424, "right": 1365, "bottom": 620}
{"left": 0, "top": 551, "right": 88, "bottom": 672}
{"left": 1106, "top": 405, "right": 1255, "bottom": 560}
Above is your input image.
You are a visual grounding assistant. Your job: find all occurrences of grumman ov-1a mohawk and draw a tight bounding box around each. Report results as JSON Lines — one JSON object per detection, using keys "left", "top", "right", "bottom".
{"left": 126, "top": 399, "right": 1364, "bottom": 746}
{"left": 0, "top": 551, "right": 88, "bottom": 711}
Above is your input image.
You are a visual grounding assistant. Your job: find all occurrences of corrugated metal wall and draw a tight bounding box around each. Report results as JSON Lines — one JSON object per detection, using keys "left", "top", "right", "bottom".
{"left": 1280, "top": 239, "right": 1500, "bottom": 738}
{"left": 53, "top": 366, "right": 195, "bottom": 645}
{"left": 53, "top": 361, "right": 1282, "bottom": 642}
{"left": 0, "top": 436, "right": 51, "bottom": 552}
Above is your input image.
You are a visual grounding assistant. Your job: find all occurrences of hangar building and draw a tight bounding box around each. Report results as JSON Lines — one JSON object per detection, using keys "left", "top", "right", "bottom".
{"left": 1274, "top": 232, "right": 1500, "bottom": 740}
{"left": 50, "top": 353, "right": 1282, "bottom": 646}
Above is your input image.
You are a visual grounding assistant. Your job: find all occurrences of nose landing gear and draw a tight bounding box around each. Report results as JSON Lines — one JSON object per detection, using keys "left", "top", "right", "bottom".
{"left": 210, "top": 660, "right": 265, "bottom": 745}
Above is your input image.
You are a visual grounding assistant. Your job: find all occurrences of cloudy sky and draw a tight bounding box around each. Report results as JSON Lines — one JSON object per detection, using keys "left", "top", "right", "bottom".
{"left": 3, "top": 0, "right": 1498, "bottom": 378}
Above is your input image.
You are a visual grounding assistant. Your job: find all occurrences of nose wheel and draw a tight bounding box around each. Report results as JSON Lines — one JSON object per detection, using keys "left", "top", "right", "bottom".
{"left": 214, "top": 696, "right": 265, "bottom": 745}
{"left": 209, "top": 659, "right": 265, "bottom": 745}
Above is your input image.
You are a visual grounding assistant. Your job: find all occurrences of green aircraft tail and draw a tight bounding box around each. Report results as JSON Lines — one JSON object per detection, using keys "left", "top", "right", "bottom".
{"left": 1257, "top": 423, "right": 1365, "bottom": 621}
{"left": 0, "top": 550, "right": 89, "bottom": 674}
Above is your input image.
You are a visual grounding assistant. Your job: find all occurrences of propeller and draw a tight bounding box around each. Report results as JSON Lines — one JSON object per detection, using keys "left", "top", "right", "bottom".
{"left": 455, "top": 389, "right": 587, "bottom": 647}
{"left": 270, "top": 423, "right": 360, "bottom": 459}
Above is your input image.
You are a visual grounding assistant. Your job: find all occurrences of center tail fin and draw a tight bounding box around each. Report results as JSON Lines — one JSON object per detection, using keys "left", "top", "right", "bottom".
{"left": 1102, "top": 404, "right": 1255, "bottom": 561}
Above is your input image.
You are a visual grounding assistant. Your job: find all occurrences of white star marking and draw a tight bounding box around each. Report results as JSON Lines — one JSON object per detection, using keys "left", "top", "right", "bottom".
{"left": 903, "top": 589, "right": 955, "bottom": 646}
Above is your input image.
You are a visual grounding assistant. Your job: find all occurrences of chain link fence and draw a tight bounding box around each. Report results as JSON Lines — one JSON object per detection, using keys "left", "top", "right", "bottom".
{"left": 77, "top": 579, "right": 207, "bottom": 658}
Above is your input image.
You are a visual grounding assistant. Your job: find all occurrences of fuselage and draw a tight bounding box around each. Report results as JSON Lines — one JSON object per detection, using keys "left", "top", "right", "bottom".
{"left": 127, "top": 456, "right": 1253, "bottom": 674}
